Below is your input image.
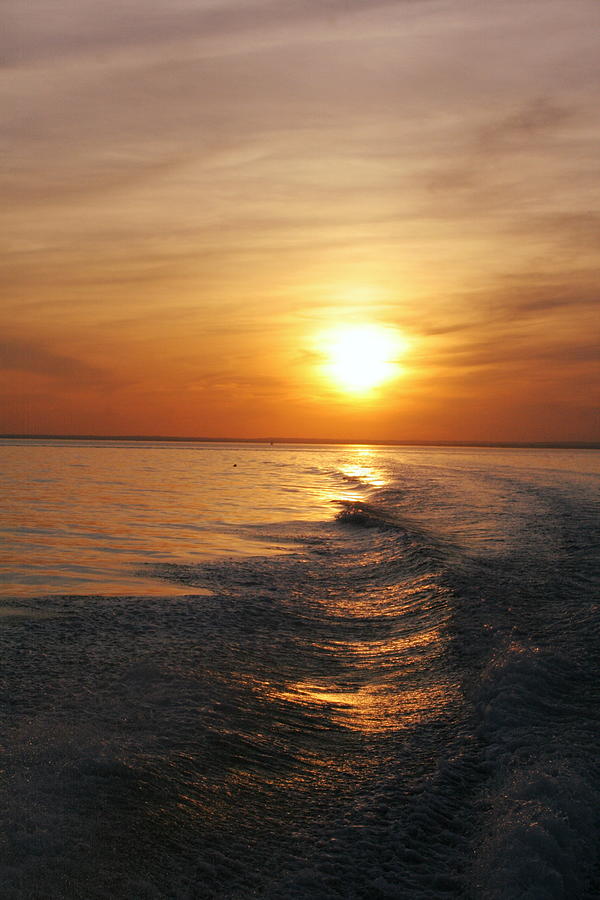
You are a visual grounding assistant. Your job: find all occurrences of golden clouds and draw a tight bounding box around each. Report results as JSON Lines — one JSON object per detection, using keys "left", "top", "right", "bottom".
{"left": 2, "top": 0, "right": 600, "bottom": 439}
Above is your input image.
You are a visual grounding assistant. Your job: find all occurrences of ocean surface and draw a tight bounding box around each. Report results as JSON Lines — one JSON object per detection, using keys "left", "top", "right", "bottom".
{"left": 1, "top": 439, "right": 599, "bottom": 899}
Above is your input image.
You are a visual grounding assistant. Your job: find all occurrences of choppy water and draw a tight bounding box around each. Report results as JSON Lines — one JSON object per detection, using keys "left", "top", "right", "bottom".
{"left": 1, "top": 440, "right": 599, "bottom": 899}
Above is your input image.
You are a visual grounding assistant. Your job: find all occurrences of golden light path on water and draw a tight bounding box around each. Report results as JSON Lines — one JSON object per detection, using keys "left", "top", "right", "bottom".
{"left": 222, "top": 444, "right": 459, "bottom": 792}
{"left": 277, "top": 628, "right": 454, "bottom": 735}
{"left": 2, "top": 441, "right": 599, "bottom": 898}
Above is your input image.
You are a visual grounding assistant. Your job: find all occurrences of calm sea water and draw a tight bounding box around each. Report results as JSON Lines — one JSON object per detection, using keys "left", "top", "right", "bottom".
{"left": 1, "top": 439, "right": 599, "bottom": 898}
{"left": 0, "top": 439, "right": 349, "bottom": 598}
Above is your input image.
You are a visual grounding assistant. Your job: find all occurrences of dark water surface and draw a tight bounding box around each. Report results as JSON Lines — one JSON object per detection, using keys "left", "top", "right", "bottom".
{"left": 1, "top": 441, "right": 599, "bottom": 898}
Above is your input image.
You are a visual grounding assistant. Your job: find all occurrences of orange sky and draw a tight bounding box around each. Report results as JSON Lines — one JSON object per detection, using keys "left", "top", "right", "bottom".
{"left": 3, "top": 0, "right": 599, "bottom": 442}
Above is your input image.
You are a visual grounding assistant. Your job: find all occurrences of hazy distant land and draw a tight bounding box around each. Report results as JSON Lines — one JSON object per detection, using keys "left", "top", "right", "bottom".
{"left": 2, "top": 434, "right": 598, "bottom": 449}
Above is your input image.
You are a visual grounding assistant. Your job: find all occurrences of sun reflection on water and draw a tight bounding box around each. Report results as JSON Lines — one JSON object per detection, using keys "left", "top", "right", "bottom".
{"left": 277, "top": 677, "right": 454, "bottom": 734}
{"left": 271, "top": 624, "right": 456, "bottom": 735}
{"left": 339, "top": 463, "right": 387, "bottom": 488}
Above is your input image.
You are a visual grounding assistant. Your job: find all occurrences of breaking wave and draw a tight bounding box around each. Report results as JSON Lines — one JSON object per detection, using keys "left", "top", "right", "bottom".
{"left": 1, "top": 445, "right": 598, "bottom": 898}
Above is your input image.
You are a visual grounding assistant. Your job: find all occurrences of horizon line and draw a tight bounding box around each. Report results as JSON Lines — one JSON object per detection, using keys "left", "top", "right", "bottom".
{"left": 1, "top": 434, "right": 598, "bottom": 450}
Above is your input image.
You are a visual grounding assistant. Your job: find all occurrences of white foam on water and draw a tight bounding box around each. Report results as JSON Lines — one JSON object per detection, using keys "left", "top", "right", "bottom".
{"left": 1, "top": 443, "right": 598, "bottom": 897}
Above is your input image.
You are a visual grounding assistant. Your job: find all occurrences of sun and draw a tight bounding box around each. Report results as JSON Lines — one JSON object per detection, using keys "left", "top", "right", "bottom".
{"left": 321, "top": 324, "right": 406, "bottom": 394}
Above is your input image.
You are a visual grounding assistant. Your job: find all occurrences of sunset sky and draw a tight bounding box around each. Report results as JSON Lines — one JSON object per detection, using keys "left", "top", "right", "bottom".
{"left": 3, "top": 0, "right": 599, "bottom": 442}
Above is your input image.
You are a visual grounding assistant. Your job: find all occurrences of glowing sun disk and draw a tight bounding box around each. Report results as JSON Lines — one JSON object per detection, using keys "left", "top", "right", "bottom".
{"left": 324, "top": 324, "right": 405, "bottom": 393}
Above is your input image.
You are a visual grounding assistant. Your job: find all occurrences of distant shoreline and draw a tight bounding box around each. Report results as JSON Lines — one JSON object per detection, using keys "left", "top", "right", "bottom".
{"left": 1, "top": 434, "right": 598, "bottom": 450}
